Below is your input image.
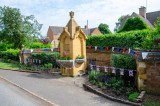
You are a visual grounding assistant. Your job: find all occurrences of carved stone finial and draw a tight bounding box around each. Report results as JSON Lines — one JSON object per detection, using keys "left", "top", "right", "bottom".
{"left": 70, "top": 11, "right": 74, "bottom": 18}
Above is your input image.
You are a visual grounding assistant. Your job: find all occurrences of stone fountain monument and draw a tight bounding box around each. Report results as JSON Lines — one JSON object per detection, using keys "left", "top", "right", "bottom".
{"left": 58, "top": 11, "right": 87, "bottom": 76}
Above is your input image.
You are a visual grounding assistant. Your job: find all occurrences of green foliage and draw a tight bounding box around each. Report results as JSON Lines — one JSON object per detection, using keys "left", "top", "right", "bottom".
{"left": 86, "top": 29, "right": 154, "bottom": 49}
{"left": 0, "top": 42, "right": 13, "bottom": 51}
{"left": 26, "top": 42, "right": 51, "bottom": 49}
{"left": 109, "top": 77, "right": 125, "bottom": 95}
{"left": 89, "top": 71, "right": 138, "bottom": 96}
{"left": 0, "top": 6, "right": 42, "bottom": 49}
{"left": 43, "top": 63, "right": 53, "bottom": 71}
{"left": 0, "top": 49, "right": 20, "bottom": 61}
{"left": 97, "top": 81, "right": 106, "bottom": 88}
{"left": 30, "top": 52, "right": 60, "bottom": 68}
{"left": 98, "top": 23, "right": 111, "bottom": 34}
{"left": 22, "top": 15, "right": 42, "bottom": 37}
{"left": 155, "top": 17, "right": 160, "bottom": 34}
{"left": 114, "top": 15, "right": 129, "bottom": 32}
{"left": 76, "top": 55, "right": 84, "bottom": 59}
{"left": 60, "top": 56, "right": 71, "bottom": 60}
{"left": 88, "top": 70, "right": 101, "bottom": 81}
{"left": 128, "top": 92, "right": 139, "bottom": 102}
{"left": 111, "top": 54, "right": 136, "bottom": 70}
{"left": 111, "top": 54, "right": 137, "bottom": 89}
{"left": 0, "top": 6, "right": 25, "bottom": 49}
{"left": 118, "top": 17, "right": 148, "bottom": 32}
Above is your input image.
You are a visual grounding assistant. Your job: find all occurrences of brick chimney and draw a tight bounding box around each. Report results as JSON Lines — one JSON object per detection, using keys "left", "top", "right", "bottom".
{"left": 139, "top": 6, "right": 146, "bottom": 18}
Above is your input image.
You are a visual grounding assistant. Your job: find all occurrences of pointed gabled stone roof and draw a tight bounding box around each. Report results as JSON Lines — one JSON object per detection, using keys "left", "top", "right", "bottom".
{"left": 66, "top": 11, "right": 79, "bottom": 38}
{"left": 59, "top": 11, "right": 87, "bottom": 40}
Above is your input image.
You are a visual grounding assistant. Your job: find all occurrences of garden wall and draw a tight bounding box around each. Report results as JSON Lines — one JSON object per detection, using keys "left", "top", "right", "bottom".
{"left": 86, "top": 49, "right": 111, "bottom": 66}
{"left": 86, "top": 48, "right": 133, "bottom": 66}
{"left": 87, "top": 48, "right": 160, "bottom": 95}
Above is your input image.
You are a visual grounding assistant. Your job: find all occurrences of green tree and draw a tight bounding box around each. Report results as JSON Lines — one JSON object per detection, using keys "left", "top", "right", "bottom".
{"left": 118, "top": 17, "right": 148, "bottom": 33}
{"left": 0, "top": 6, "right": 24, "bottom": 49}
{"left": 155, "top": 17, "right": 160, "bottom": 34}
{"left": 0, "top": 6, "right": 42, "bottom": 49}
{"left": 114, "top": 15, "right": 129, "bottom": 32}
{"left": 98, "top": 23, "right": 111, "bottom": 34}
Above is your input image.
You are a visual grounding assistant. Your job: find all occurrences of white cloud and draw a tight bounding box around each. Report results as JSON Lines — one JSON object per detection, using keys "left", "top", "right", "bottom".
{"left": 0, "top": 0, "right": 160, "bottom": 36}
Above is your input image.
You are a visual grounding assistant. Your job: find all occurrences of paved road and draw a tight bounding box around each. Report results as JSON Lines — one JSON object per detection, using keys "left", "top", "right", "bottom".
{"left": 0, "top": 78, "right": 51, "bottom": 106}
{"left": 0, "top": 69, "right": 128, "bottom": 106}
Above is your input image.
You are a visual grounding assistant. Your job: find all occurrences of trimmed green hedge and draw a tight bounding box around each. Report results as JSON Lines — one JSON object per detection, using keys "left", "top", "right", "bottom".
{"left": 111, "top": 54, "right": 136, "bottom": 70}
{"left": 26, "top": 42, "right": 52, "bottom": 49}
{"left": 111, "top": 54, "right": 137, "bottom": 87}
{"left": 30, "top": 52, "right": 60, "bottom": 68}
{"left": 87, "top": 30, "right": 157, "bottom": 49}
{"left": 0, "top": 49, "right": 20, "bottom": 61}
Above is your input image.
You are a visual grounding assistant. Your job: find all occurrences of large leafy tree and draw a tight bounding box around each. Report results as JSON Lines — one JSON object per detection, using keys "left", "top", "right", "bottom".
{"left": 114, "top": 15, "right": 129, "bottom": 32}
{"left": 98, "top": 23, "right": 111, "bottom": 34}
{"left": 0, "top": 6, "right": 42, "bottom": 49}
{"left": 118, "top": 17, "right": 148, "bottom": 33}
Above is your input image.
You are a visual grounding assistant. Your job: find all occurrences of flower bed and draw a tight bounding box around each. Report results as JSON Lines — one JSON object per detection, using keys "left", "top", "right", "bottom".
{"left": 83, "top": 82, "right": 142, "bottom": 106}
{"left": 87, "top": 70, "right": 141, "bottom": 104}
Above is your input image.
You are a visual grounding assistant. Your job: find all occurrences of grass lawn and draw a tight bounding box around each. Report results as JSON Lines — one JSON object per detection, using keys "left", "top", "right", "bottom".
{"left": 0, "top": 62, "right": 19, "bottom": 70}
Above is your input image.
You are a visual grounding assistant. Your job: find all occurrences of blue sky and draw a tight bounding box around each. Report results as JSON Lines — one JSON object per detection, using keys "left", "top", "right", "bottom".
{"left": 0, "top": 0, "right": 160, "bottom": 36}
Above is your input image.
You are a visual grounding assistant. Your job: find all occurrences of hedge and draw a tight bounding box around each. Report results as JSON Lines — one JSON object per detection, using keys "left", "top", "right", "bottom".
{"left": 87, "top": 30, "right": 158, "bottom": 49}
{"left": 30, "top": 52, "right": 60, "bottom": 68}
{"left": 111, "top": 54, "right": 137, "bottom": 86}
{"left": 0, "top": 49, "right": 20, "bottom": 61}
{"left": 26, "top": 42, "right": 52, "bottom": 49}
{"left": 111, "top": 54, "right": 136, "bottom": 70}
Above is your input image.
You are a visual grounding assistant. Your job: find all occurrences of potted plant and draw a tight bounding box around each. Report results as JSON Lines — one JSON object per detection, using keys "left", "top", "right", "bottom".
{"left": 75, "top": 55, "right": 85, "bottom": 64}
{"left": 56, "top": 56, "right": 74, "bottom": 68}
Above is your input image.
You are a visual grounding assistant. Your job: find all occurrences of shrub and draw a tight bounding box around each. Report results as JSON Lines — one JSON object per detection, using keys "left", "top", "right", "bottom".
{"left": 111, "top": 54, "right": 136, "bottom": 70}
{"left": 26, "top": 42, "right": 51, "bottom": 49}
{"left": 89, "top": 70, "right": 101, "bottom": 81}
{"left": 0, "top": 43, "right": 13, "bottom": 51}
{"left": 128, "top": 92, "right": 139, "bottom": 102}
{"left": 43, "top": 63, "right": 53, "bottom": 71}
{"left": 111, "top": 54, "right": 137, "bottom": 87}
{"left": 30, "top": 52, "right": 60, "bottom": 68}
{"left": 86, "top": 29, "right": 155, "bottom": 49}
{"left": 0, "top": 49, "right": 20, "bottom": 61}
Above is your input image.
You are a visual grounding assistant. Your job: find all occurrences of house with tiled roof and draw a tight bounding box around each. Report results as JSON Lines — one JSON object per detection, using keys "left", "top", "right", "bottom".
{"left": 118, "top": 6, "right": 160, "bottom": 30}
{"left": 47, "top": 25, "right": 101, "bottom": 48}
